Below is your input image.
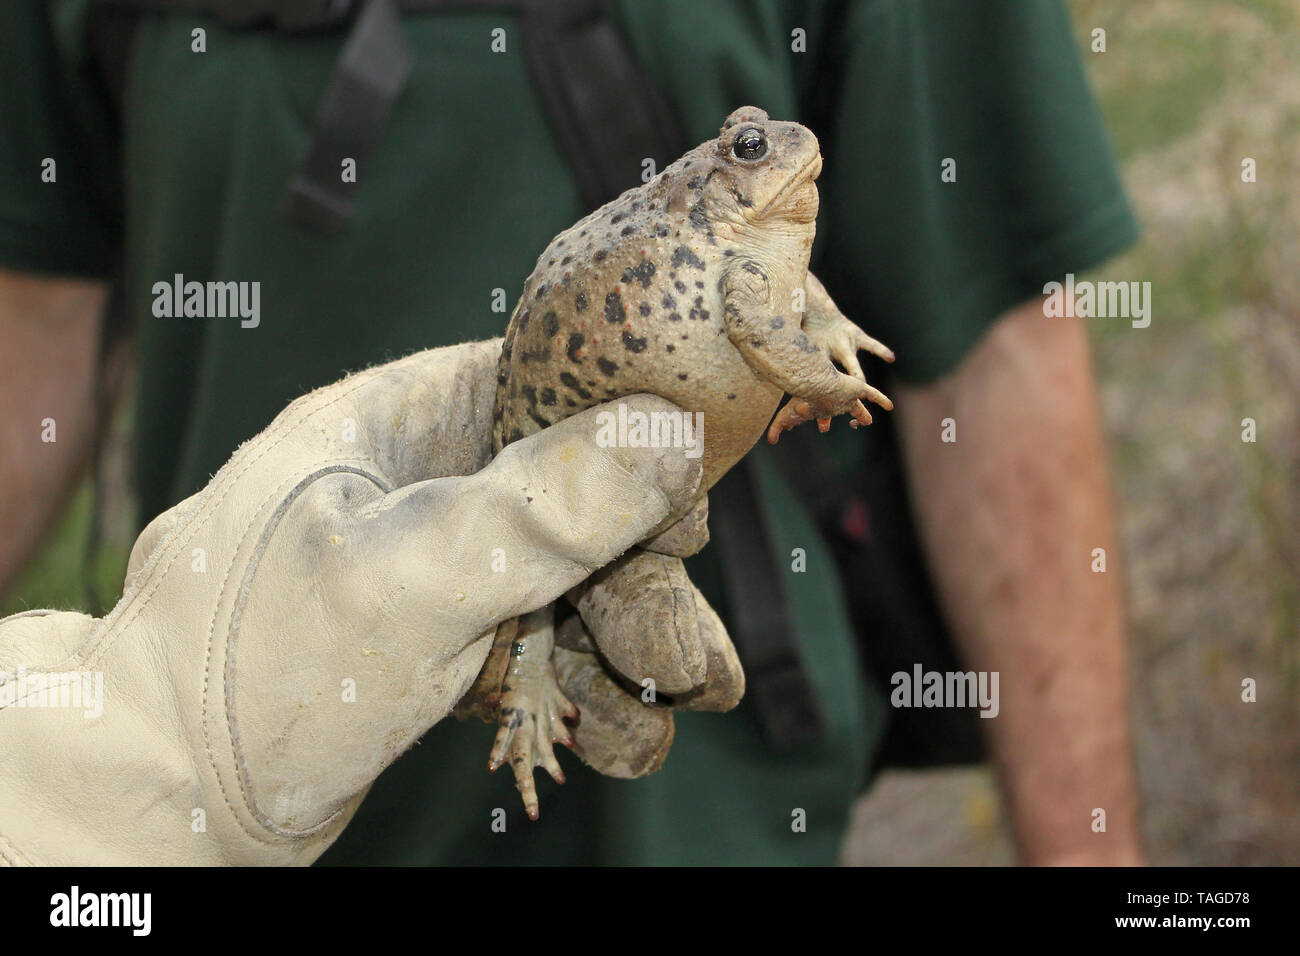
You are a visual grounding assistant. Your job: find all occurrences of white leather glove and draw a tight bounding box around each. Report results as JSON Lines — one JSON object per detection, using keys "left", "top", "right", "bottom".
{"left": 0, "top": 339, "right": 702, "bottom": 866}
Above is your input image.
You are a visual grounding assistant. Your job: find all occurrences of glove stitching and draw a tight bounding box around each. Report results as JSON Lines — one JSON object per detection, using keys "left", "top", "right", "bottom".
{"left": 0, "top": 829, "right": 33, "bottom": 866}
{"left": 195, "top": 455, "right": 377, "bottom": 847}
{"left": 83, "top": 369, "right": 380, "bottom": 849}
{"left": 76, "top": 368, "right": 384, "bottom": 672}
{"left": 223, "top": 464, "right": 391, "bottom": 840}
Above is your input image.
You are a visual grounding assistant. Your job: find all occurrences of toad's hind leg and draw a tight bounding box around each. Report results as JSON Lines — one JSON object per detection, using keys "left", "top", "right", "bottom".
{"left": 488, "top": 603, "right": 579, "bottom": 820}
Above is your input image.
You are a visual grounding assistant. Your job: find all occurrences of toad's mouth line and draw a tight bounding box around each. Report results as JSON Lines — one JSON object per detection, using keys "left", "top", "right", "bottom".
{"left": 758, "top": 154, "right": 823, "bottom": 219}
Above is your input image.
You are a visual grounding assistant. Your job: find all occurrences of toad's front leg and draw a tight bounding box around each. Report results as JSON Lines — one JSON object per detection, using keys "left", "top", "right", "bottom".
{"left": 724, "top": 265, "right": 892, "bottom": 441}
{"left": 487, "top": 604, "right": 579, "bottom": 820}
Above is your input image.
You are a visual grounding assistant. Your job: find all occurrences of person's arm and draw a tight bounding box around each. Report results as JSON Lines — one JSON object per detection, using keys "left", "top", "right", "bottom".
{"left": 0, "top": 268, "right": 109, "bottom": 594}
{"left": 895, "top": 298, "right": 1142, "bottom": 865}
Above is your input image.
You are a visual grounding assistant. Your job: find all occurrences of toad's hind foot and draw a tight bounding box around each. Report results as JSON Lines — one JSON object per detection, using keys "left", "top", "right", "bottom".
{"left": 487, "top": 605, "right": 579, "bottom": 820}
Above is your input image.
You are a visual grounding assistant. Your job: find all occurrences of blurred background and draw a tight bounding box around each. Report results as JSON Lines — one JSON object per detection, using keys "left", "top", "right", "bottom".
{"left": 845, "top": 0, "right": 1300, "bottom": 865}
{"left": 3, "top": 0, "right": 1296, "bottom": 864}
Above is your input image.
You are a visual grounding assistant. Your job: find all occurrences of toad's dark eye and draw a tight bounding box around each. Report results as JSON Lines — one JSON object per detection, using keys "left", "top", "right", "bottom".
{"left": 732, "top": 127, "right": 768, "bottom": 162}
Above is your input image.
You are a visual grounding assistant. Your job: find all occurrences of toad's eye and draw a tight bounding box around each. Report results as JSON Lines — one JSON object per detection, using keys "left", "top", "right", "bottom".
{"left": 732, "top": 127, "right": 768, "bottom": 162}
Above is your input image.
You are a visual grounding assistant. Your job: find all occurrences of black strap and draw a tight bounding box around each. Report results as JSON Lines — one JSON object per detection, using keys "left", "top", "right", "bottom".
{"left": 710, "top": 462, "right": 828, "bottom": 750}
{"left": 280, "top": 0, "right": 412, "bottom": 232}
{"left": 519, "top": 0, "right": 682, "bottom": 211}
{"left": 93, "top": 0, "right": 362, "bottom": 31}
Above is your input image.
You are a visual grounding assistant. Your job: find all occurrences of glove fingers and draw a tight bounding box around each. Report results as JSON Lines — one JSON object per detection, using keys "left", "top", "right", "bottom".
{"left": 569, "top": 550, "right": 707, "bottom": 695}
{"left": 552, "top": 643, "right": 675, "bottom": 779}
{"left": 670, "top": 586, "right": 745, "bottom": 712}
{"left": 640, "top": 494, "right": 709, "bottom": 557}
{"left": 346, "top": 394, "right": 702, "bottom": 640}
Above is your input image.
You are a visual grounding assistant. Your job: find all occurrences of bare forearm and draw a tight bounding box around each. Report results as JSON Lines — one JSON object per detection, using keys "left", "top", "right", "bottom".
{"left": 0, "top": 269, "right": 108, "bottom": 594}
{"left": 896, "top": 300, "right": 1141, "bottom": 864}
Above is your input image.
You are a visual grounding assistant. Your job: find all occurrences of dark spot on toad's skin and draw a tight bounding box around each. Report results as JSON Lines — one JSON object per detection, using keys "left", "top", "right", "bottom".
{"left": 521, "top": 384, "right": 537, "bottom": 405}
{"left": 536, "top": 283, "right": 550, "bottom": 298}
{"left": 597, "top": 357, "right": 619, "bottom": 376}
{"left": 662, "top": 293, "right": 677, "bottom": 310}
{"left": 727, "top": 393, "right": 737, "bottom": 400}
{"left": 620, "top": 225, "right": 637, "bottom": 237}
{"left": 517, "top": 309, "right": 530, "bottom": 332}
{"left": 689, "top": 203, "right": 710, "bottom": 229}
{"left": 574, "top": 292, "right": 588, "bottom": 312}
{"left": 671, "top": 246, "right": 706, "bottom": 271}
{"left": 509, "top": 427, "right": 524, "bottom": 443}
{"left": 669, "top": 312, "right": 682, "bottom": 322}
{"left": 567, "top": 332, "right": 585, "bottom": 363}
{"left": 639, "top": 302, "right": 651, "bottom": 316}
{"left": 565, "top": 398, "right": 576, "bottom": 407}
{"left": 687, "top": 175, "right": 704, "bottom": 190}
{"left": 795, "top": 333, "right": 819, "bottom": 354}
{"left": 594, "top": 249, "right": 608, "bottom": 262}
{"left": 723, "top": 249, "right": 733, "bottom": 256}
{"left": 750, "top": 337, "right": 764, "bottom": 348}
{"left": 540, "top": 387, "right": 557, "bottom": 406}
{"left": 604, "top": 290, "right": 624, "bottom": 323}
{"left": 521, "top": 346, "right": 550, "bottom": 362}
{"left": 586, "top": 380, "right": 596, "bottom": 387}
{"left": 542, "top": 311, "right": 559, "bottom": 338}
{"left": 622, "top": 261, "right": 656, "bottom": 289}
{"left": 770, "top": 316, "right": 785, "bottom": 329}
{"left": 695, "top": 281, "right": 704, "bottom": 290}
{"left": 611, "top": 213, "right": 624, "bottom": 224}
{"left": 666, "top": 344, "right": 676, "bottom": 353}
{"left": 732, "top": 190, "right": 754, "bottom": 208}
{"left": 561, "top": 255, "right": 572, "bottom": 266}
{"left": 559, "top": 372, "right": 592, "bottom": 399}
{"left": 674, "top": 280, "right": 687, "bottom": 294}
{"left": 529, "top": 410, "right": 551, "bottom": 429}
{"left": 622, "top": 330, "right": 648, "bottom": 353}
{"left": 678, "top": 372, "right": 688, "bottom": 380}
{"left": 689, "top": 300, "right": 710, "bottom": 321}
{"left": 654, "top": 223, "right": 670, "bottom": 237}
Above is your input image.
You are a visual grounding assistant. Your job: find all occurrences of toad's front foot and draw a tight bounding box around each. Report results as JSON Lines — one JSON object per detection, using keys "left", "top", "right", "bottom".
{"left": 766, "top": 274, "right": 894, "bottom": 443}
{"left": 487, "top": 605, "right": 579, "bottom": 820}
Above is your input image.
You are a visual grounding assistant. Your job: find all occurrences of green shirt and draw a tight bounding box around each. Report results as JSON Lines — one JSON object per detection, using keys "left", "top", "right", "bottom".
{"left": 0, "top": 0, "right": 1137, "bottom": 864}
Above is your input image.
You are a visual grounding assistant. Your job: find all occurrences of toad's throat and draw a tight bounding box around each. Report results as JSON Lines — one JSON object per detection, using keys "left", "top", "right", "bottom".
{"left": 758, "top": 154, "right": 823, "bottom": 220}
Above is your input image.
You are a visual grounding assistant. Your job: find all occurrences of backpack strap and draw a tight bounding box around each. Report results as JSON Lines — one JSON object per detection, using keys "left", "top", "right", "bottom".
{"left": 518, "top": 0, "right": 682, "bottom": 210}
{"left": 280, "top": 0, "right": 413, "bottom": 231}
